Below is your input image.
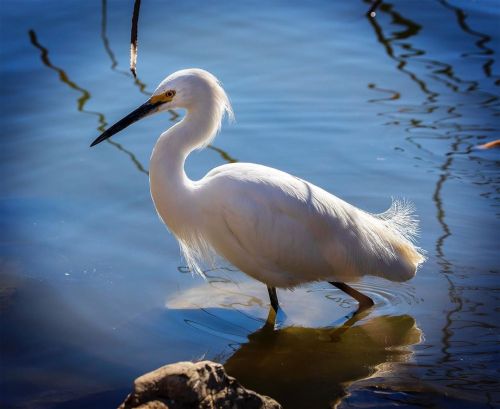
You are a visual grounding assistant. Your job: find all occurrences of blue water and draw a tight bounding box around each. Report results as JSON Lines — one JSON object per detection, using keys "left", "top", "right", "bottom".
{"left": 1, "top": 1, "right": 499, "bottom": 408}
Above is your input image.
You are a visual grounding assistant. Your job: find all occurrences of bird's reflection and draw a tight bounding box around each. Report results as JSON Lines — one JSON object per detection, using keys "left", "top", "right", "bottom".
{"left": 224, "top": 314, "right": 421, "bottom": 409}
{"left": 165, "top": 279, "right": 421, "bottom": 408}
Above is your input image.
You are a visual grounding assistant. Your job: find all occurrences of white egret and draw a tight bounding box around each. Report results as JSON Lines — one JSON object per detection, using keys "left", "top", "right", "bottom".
{"left": 91, "top": 69, "right": 425, "bottom": 318}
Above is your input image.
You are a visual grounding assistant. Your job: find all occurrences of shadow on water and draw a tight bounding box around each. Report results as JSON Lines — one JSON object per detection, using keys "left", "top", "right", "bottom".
{"left": 224, "top": 314, "right": 421, "bottom": 409}
{"left": 365, "top": 0, "right": 499, "bottom": 405}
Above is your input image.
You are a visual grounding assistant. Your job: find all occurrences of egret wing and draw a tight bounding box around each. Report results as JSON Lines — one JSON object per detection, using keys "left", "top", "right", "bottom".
{"left": 201, "top": 164, "right": 337, "bottom": 286}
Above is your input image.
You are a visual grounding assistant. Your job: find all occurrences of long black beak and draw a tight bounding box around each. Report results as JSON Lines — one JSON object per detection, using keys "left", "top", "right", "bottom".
{"left": 90, "top": 101, "right": 159, "bottom": 147}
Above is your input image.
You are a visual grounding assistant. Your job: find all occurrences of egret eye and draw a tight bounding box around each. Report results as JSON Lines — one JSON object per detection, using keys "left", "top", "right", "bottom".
{"left": 165, "top": 90, "right": 175, "bottom": 98}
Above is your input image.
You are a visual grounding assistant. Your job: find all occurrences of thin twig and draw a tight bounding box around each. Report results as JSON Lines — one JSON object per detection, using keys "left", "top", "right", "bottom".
{"left": 367, "top": 0, "right": 382, "bottom": 18}
{"left": 130, "top": 0, "right": 142, "bottom": 78}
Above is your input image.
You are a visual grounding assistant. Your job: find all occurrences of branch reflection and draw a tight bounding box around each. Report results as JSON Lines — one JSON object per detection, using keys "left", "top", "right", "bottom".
{"left": 28, "top": 29, "right": 148, "bottom": 176}
{"left": 28, "top": 30, "right": 107, "bottom": 132}
{"left": 438, "top": 0, "right": 499, "bottom": 83}
{"left": 363, "top": 0, "right": 498, "bottom": 382}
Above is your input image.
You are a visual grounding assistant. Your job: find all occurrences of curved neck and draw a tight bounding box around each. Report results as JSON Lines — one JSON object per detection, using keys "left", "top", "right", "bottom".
{"left": 153, "top": 106, "right": 217, "bottom": 177}
{"left": 149, "top": 103, "right": 220, "bottom": 234}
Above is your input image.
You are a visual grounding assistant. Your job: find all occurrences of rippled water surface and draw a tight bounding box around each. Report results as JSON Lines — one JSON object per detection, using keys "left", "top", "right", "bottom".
{"left": 1, "top": 1, "right": 499, "bottom": 408}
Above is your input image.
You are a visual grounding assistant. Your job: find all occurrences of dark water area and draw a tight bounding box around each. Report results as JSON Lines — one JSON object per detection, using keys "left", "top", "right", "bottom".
{"left": 0, "top": 0, "right": 499, "bottom": 408}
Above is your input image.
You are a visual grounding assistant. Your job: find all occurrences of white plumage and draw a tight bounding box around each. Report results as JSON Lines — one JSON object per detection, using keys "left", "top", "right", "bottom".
{"left": 92, "top": 68, "right": 425, "bottom": 311}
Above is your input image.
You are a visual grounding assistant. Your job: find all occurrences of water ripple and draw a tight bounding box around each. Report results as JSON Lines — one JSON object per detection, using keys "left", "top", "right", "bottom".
{"left": 310, "top": 280, "right": 420, "bottom": 317}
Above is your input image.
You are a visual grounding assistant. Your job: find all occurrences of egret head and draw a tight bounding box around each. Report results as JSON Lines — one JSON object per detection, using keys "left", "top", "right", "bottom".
{"left": 90, "top": 68, "right": 233, "bottom": 147}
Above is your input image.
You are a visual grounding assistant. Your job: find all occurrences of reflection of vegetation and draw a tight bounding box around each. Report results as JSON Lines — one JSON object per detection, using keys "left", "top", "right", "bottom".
{"left": 366, "top": 3, "right": 460, "bottom": 369}
{"left": 28, "top": 29, "right": 149, "bottom": 176}
{"left": 225, "top": 315, "right": 421, "bottom": 409}
{"left": 107, "top": 139, "right": 149, "bottom": 175}
{"left": 365, "top": 0, "right": 498, "bottom": 263}
{"left": 207, "top": 145, "right": 237, "bottom": 163}
{"left": 101, "top": 0, "right": 128, "bottom": 76}
{"left": 364, "top": 0, "right": 498, "bottom": 388}
{"left": 28, "top": 30, "right": 107, "bottom": 132}
{"left": 439, "top": 0, "right": 499, "bottom": 83}
{"left": 100, "top": 0, "right": 177, "bottom": 120}
{"left": 367, "top": 83, "right": 400, "bottom": 102}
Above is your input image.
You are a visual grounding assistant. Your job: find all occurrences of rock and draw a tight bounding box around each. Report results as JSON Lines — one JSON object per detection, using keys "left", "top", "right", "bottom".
{"left": 118, "top": 360, "right": 282, "bottom": 409}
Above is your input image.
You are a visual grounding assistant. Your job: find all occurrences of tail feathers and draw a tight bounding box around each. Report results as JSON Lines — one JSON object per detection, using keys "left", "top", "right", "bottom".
{"left": 377, "top": 198, "right": 420, "bottom": 243}
{"left": 372, "top": 199, "right": 426, "bottom": 281}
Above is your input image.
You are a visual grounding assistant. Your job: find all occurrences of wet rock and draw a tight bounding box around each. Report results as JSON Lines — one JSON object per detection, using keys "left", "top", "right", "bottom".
{"left": 118, "top": 360, "right": 282, "bottom": 409}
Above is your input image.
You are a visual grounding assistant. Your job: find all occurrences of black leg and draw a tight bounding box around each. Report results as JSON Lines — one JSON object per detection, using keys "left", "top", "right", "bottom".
{"left": 329, "top": 281, "right": 374, "bottom": 314}
{"left": 264, "top": 286, "right": 280, "bottom": 328}
{"left": 267, "top": 286, "right": 279, "bottom": 312}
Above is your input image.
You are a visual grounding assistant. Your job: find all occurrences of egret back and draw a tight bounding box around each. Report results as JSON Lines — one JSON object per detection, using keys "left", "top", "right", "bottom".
{"left": 191, "top": 163, "right": 425, "bottom": 287}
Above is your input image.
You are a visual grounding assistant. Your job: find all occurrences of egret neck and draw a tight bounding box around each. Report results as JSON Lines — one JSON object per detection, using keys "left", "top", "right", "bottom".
{"left": 149, "top": 99, "right": 221, "bottom": 236}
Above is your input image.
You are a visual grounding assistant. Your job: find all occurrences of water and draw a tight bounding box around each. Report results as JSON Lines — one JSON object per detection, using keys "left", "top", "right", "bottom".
{"left": 0, "top": 0, "right": 499, "bottom": 408}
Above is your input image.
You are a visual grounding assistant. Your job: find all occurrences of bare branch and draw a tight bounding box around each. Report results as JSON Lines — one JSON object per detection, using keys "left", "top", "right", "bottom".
{"left": 130, "top": 0, "right": 142, "bottom": 78}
